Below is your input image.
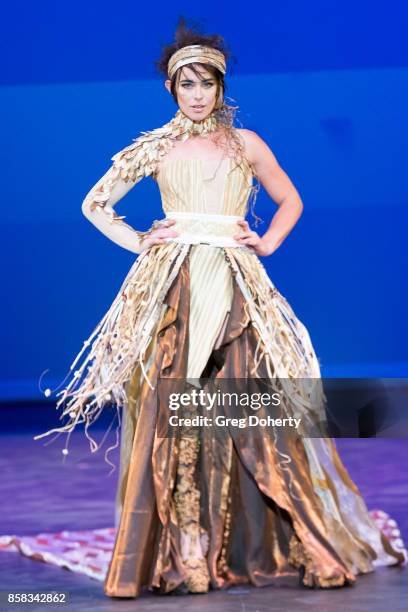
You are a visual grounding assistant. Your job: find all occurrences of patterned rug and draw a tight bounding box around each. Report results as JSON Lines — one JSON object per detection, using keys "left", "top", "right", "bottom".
{"left": 0, "top": 510, "right": 406, "bottom": 582}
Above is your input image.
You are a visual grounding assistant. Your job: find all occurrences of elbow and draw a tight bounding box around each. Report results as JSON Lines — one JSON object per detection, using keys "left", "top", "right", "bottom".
{"left": 280, "top": 195, "right": 303, "bottom": 219}
{"left": 292, "top": 194, "right": 304, "bottom": 219}
{"left": 81, "top": 199, "right": 92, "bottom": 219}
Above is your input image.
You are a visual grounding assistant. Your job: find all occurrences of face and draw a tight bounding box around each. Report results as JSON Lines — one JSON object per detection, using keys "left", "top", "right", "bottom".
{"left": 165, "top": 64, "right": 219, "bottom": 121}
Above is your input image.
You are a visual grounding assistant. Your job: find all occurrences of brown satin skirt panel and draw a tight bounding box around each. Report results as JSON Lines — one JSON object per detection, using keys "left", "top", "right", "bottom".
{"left": 104, "top": 253, "right": 403, "bottom": 598}
{"left": 198, "top": 278, "right": 362, "bottom": 588}
{"left": 104, "top": 256, "right": 191, "bottom": 597}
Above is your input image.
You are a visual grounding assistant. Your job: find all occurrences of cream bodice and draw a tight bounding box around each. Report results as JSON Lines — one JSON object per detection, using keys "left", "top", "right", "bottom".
{"left": 80, "top": 144, "right": 256, "bottom": 254}
{"left": 155, "top": 157, "right": 254, "bottom": 217}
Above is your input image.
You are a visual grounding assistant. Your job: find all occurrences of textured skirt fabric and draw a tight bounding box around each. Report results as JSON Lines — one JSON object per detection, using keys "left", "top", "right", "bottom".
{"left": 103, "top": 244, "right": 406, "bottom": 598}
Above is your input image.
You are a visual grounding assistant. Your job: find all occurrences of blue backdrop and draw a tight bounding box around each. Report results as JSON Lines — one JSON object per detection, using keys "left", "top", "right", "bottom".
{"left": 2, "top": 1, "right": 407, "bottom": 400}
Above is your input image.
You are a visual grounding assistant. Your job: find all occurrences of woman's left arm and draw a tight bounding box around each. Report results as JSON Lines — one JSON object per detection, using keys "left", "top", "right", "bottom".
{"left": 233, "top": 129, "right": 304, "bottom": 257}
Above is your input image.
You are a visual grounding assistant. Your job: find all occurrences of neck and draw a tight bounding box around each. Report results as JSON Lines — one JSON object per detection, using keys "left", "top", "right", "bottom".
{"left": 175, "top": 108, "right": 219, "bottom": 136}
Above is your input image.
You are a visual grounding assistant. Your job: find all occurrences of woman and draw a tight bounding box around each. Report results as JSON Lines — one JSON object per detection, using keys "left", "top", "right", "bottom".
{"left": 35, "top": 20, "right": 405, "bottom": 597}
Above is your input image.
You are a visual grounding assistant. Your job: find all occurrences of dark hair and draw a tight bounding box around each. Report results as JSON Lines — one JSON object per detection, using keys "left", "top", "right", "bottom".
{"left": 155, "top": 17, "right": 233, "bottom": 107}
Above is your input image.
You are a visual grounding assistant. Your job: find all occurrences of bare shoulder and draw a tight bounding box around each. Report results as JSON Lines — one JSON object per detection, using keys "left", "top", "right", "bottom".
{"left": 235, "top": 128, "right": 274, "bottom": 166}
{"left": 235, "top": 127, "right": 260, "bottom": 141}
{"left": 235, "top": 127, "right": 261, "bottom": 148}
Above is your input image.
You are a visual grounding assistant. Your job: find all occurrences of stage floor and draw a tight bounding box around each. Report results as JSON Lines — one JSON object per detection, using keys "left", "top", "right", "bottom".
{"left": 0, "top": 426, "right": 407, "bottom": 611}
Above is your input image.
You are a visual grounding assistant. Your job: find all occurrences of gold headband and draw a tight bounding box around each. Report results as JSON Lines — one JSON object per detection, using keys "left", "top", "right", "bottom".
{"left": 167, "top": 44, "right": 226, "bottom": 79}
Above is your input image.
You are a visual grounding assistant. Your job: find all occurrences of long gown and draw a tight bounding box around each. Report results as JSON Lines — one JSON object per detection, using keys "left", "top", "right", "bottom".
{"left": 100, "top": 153, "right": 405, "bottom": 597}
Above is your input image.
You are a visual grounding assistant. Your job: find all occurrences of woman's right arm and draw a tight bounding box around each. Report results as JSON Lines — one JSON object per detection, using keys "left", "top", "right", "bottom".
{"left": 81, "top": 163, "right": 178, "bottom": 254}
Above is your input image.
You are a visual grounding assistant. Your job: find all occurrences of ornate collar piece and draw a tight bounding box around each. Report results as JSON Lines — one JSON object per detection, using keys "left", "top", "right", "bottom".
{"left": 109, "top": 109, "right": 221, "bottom": 183}
{"left": 177, "top": 109, "right": 219, "bottom": 136}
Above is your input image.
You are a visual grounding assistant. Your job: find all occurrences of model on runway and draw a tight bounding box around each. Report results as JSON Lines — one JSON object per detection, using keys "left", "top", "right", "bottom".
{"left": 34, "top": 17, "right": 406, "bottom": 598}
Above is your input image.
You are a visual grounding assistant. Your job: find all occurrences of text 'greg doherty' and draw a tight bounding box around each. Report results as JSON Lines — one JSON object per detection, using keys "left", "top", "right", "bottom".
{"left": 168, "top": 415, "right": 303, "bottom": 429}
{"left": 168, "top": 389, "right": 282, "bottom": 411}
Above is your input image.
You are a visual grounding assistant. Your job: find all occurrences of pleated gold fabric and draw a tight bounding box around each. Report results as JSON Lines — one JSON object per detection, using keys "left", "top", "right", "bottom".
{"left": 103, "top": 155, "right": 405, "bottom": 597}
{"left": 157, "top": 157, "right": 252, "bottom": 216}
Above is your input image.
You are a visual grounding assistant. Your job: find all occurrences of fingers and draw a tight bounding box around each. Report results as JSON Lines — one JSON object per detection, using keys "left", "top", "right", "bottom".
{"left": 235, "top": 236, "right": 254, "bottom": 244}
{"left": 158, "top": 219, "right": 177, "bottom": 228}
{"left": 234, "top": 220, "right": 251, "bottom": 240}
{"left": 236, "top": 219, "right": 250, "bottom": 229}
{"left": 150, "top": 219, "right": 178, "bottom": 238}
{"left": 146, "top": 219, "right": 258, "bottom": 249}
{"left": 233, "top": 230, "right": 254, "bottom": 240}
{"left": 150, "top": 218, "right": 176, "bottom": 233}
{"left": 152, "top": 228, "right": 179, "bottom": 239}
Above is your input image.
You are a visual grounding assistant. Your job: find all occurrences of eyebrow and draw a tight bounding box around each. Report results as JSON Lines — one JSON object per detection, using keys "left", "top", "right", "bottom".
{"left": 179, "top": 78, "right": 215, "bottom": 83}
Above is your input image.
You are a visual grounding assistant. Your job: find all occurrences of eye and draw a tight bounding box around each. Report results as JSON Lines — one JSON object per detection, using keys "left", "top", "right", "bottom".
{"left": 203, "top": 82, "right": 215, "bottom": 88}
{"left": 181, "top": 83, "right": 193, "bottom": 88}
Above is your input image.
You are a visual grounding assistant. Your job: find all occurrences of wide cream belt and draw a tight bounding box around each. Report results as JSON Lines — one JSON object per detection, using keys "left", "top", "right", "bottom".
{"left": 162, "top": 211, "right": 247, "bottom": 248}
